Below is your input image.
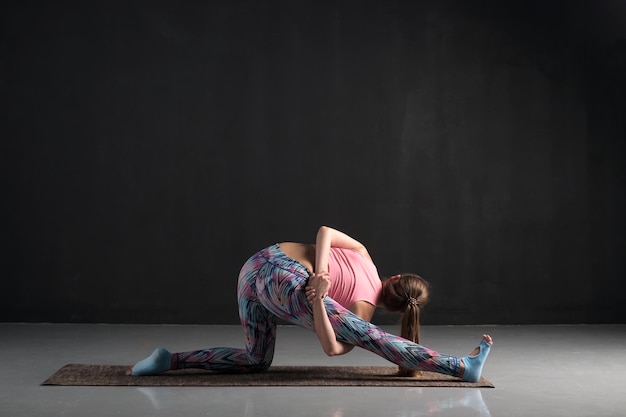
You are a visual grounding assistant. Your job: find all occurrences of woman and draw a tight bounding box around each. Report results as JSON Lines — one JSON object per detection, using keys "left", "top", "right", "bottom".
{"left": 128, "top": 226, "right": 492, "bottom": 382}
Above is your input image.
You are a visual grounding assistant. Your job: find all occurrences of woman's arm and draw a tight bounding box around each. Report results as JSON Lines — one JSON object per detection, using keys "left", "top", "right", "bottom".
{"left": 307, "top": 226, "right": 369, "bottom": 356}
{"left": 308, "top": 272, "right": 355, "bottom": 356}
{"left": 314, "top": 226, "right": 371, "bottom": 273}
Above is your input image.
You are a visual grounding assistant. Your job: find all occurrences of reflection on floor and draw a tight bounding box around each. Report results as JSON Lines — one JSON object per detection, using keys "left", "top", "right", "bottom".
{"left": 134, "top": 384, "right": 491, "bottom": 416}
{"left": 1, "top": 323, "right": 625, "bottom": 417}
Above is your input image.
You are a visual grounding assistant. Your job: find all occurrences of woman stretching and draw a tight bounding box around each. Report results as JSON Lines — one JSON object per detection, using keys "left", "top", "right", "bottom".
{"left": 128, "top": 226, "right": 492, "bottom": 382}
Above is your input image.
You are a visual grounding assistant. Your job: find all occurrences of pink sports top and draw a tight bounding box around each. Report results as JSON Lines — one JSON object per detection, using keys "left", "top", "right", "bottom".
{"left": 326, "top": 247, "right": 382, "bottom": 308}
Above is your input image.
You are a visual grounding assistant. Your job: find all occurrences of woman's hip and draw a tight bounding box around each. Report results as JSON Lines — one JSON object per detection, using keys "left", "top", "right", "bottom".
{"left": 237, "top": 244, "right": 311, "bottom": 300}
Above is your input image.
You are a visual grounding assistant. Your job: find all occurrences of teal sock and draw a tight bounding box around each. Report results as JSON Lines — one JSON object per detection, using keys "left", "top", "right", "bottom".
{"left": 131, "top": 347, "right": 172, "bottom": 376}
{"left": 460, "top": 339, "right": 491, "bottom": 382}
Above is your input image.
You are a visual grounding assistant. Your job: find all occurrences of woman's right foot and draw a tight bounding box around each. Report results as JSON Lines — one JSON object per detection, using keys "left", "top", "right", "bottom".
{"left": 460, "top": 334, "right": 493, "bottom": 382}
{"left": 126, "top": 347, "right": 173, "bottom": 376}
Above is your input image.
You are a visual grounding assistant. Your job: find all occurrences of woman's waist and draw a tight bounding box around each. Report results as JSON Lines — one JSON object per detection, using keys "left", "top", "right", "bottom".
{"left": 277, "top": 242, "right": 315, "bottom": 273}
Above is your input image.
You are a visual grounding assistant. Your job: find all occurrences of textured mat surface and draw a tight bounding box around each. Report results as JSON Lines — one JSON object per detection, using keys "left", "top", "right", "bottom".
{"left": 42, "top": 364, "right": 494, "bottom": 387}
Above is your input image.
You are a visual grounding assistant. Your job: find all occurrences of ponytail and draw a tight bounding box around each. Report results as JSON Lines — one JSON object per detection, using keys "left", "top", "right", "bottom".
{"left": 379, "top": 274, "right": 430, "bottom": 377}
{"left": 398, "top": 303, "right": 422, "bottom": 377}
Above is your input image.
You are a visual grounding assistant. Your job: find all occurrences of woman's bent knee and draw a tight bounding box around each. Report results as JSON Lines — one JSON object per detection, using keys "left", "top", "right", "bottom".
{"left": 248, "top": 358, "right": 272, "bottom": 372}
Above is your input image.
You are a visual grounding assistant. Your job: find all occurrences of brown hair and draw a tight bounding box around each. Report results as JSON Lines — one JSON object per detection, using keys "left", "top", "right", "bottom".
{"left": 379, "top": 273, "right": 430, "bottom": 377}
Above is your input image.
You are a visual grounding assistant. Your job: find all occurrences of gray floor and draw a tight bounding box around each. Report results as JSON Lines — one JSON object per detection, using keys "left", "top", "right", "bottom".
{"left": 1, "top": 323, "right": 625, "bottom": 417}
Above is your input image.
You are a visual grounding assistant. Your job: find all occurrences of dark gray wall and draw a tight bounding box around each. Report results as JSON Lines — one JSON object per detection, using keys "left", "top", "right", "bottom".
{"left": 2, "top": 0, "right": 624, "bottom": 325}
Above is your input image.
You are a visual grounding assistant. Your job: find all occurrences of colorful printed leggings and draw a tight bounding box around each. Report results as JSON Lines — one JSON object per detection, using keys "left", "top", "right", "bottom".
{"left": 171, "top": 244, "right": 461, "bottom": 376}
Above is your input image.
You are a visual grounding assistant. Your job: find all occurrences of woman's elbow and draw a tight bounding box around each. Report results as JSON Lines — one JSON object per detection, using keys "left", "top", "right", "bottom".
{"left": 317, "top": 225, "right": 330, "bottom": 237}
{"left": 324, "top": 348, "right": 342, "bottom": 357}
{"left": 323, "top": 344, "right": 351, "bottom": 357}
{"left": 320, "top": 343, "right": 341, "bottom": 356}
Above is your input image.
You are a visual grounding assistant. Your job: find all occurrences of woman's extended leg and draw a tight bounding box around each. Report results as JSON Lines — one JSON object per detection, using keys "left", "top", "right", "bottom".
{"left": 320, "top": 298, "right": 491, "bottom": 381}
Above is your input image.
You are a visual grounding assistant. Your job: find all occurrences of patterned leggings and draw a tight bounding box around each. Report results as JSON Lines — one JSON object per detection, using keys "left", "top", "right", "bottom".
{"left": 171, "top": 244, "right": 461, "bottom": 376}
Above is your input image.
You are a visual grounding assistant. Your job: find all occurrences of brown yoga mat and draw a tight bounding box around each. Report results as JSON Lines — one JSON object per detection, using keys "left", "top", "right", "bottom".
{"left": 42, "top": 364, "right": 494, "bottom": 388}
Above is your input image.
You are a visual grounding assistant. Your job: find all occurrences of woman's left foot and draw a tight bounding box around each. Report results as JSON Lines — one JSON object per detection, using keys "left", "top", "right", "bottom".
{"left": 126, "top": 347, "right": 172, "bottom": 376}
{"left": 460, "top": 334, "right": 493, "bottom": 382}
